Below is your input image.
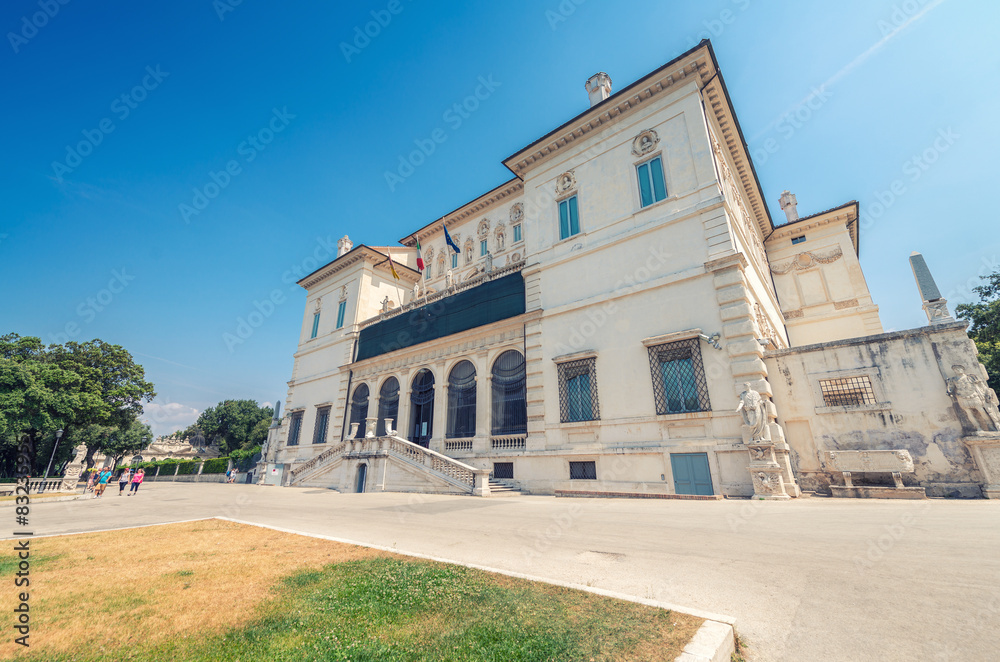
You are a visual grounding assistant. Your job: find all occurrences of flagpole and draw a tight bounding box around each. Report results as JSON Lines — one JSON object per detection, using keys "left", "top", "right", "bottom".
{"left": 387, "top": 249, "right": 405, "bottom": 308}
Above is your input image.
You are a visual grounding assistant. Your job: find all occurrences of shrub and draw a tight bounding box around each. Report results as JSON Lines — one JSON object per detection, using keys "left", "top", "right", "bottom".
{"left": 176, "top": 461, "right": 200, "bottom": 476}
{"left": 201, "top": 457, "right": 229, "bottom": 474}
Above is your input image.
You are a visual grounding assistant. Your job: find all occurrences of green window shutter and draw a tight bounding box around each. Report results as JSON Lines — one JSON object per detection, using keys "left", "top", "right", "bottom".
{"left": 310, "top": 313, "right": 320, "bottom": 338}
{"left": 568, "top": 196, "right": 579, "bottom": 236}
{"left": 637, "top": 162, "right": 652, "bottom": 207}
{"left": 336, "top": 301, "right": 346, "bottom": 329}
{"left": 650, "top": 157, "right": 667, "bottom": 202}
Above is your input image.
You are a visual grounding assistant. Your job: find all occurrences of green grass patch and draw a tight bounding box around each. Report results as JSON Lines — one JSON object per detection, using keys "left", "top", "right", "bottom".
{"left": 26, "top": 556, "right": 699, "bottom": 661}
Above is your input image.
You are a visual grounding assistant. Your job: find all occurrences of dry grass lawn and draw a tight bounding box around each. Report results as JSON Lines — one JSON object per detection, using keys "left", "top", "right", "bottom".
{"left": 0, "top": 519, "right": 390, "bottom": 659}
{"left": 0, "top": 519, "right": 704, "bottom": 661}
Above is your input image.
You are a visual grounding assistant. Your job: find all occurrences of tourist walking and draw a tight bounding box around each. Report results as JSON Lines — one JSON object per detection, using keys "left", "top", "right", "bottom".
{"left": 128, "top": 468, "right": 145, "bottom": 495}
{"left": 94, "top": 468, "right": 111, "bottom": 498}
{"left": 86, "top": 471, "right": 95, "bottom": 493}
{"left": 118, "top": 468, "right": 131, "bottom": 496}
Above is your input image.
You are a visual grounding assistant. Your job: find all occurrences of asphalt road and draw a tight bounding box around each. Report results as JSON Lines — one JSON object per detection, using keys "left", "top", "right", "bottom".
{"left": 8, "top": 483, "right": 1000, "bottom": 661}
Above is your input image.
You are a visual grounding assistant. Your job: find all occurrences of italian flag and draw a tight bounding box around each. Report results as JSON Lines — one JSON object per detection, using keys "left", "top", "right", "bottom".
{"left": 415, "top": 238, "right": 424, "bottom": 271}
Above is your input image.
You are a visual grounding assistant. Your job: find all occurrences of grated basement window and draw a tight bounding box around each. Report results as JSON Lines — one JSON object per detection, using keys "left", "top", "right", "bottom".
{"left": 647, "top": 338, "right": 711, "bottom": 415}
{"left": 492, "top": 462, "right": 514, "bottom": 479}
{"left": 819, "top": 376, "right": 877, "bottom": 407}
{"left": 569, "top": 461, "right": 597, "bottom": 480}
{"left": 557, "top": 357, "right": 600, "bottom": 423}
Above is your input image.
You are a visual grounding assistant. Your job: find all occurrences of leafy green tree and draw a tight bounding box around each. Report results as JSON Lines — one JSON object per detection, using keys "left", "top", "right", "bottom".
{"left": 956, "top": 269, "right": 1000, "bottom": 394}
{"left": 194, "top": 400, "right": 273, "bottom": 455}
{"left": 0, "top": 334, "right": 155, "bottom": 474}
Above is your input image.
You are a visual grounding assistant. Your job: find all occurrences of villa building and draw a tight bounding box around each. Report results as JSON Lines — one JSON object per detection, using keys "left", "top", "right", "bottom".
{"left": 259, "top": 41, "right": 1000, "bottom": 500}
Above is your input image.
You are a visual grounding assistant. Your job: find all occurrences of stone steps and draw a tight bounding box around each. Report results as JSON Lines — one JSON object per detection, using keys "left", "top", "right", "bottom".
{"left": 488, "top": 480, "right": 523, "bottom": 497}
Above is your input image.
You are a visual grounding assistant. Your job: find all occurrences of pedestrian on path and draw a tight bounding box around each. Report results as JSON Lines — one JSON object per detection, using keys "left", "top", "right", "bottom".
{"left": 128, "top": 468, "right": 145, "bottom": 495}
{"left": 118, "top": 468, "right": 131, "bottom": 496}
{"left": 86, "top": 471, "right": 95, "bottom": 493}
{"left": 94, "top": 468, "right": 111, "bottom": 498}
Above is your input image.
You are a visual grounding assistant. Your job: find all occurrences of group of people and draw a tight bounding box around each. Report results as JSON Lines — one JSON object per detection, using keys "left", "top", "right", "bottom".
{"left": 86, "top": 467, "right": 145, "bottom": 498}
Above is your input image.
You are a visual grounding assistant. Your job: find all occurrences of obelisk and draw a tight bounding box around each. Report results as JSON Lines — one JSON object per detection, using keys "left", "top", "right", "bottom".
{"left": 909, "top": 252, "right": 955, "bottom": 325}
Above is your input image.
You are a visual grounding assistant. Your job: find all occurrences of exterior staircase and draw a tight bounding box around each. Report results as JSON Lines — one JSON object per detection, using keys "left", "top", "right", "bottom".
{"left": 287, "top": 430, "right": 491, "bottom": 496}
{"left": 488, "top": 478, "right": 523, "bottom": 497}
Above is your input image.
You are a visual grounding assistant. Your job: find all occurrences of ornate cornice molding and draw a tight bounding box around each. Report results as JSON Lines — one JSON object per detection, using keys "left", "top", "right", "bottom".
{"left": 503, "top": 52, "right": 711, "bottom": 177}
{"left": 298, "top": 245, "right": 420, "bottom": 290}
{"left": 401, "top": 179, "right": 523, "bottom": 246}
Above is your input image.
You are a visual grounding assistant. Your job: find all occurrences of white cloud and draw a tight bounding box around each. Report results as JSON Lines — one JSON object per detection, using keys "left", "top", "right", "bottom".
{"left": 141, "top": 402, "right": 201, "bottom": 438}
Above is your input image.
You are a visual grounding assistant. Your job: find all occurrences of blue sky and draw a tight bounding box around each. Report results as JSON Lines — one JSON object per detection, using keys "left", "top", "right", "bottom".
{"left": 3, "top": 0, "right": 997, "bottom": 436}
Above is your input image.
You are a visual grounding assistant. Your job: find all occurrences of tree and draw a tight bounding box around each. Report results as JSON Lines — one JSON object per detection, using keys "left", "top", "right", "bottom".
{"left": 194, "top": 400, "right": 273, "bottom": 455}
{"left": 0, "top": 334, "right": 156, "bottom": 474}
{"left": 956, "top": 269, "right": 1000, "bottom": 394}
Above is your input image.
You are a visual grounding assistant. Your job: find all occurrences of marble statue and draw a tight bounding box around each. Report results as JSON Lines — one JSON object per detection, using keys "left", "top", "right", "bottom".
{"left": 736, "top": 382, "right": 767, "bottom": 441}
{"left": 946, "top": 365, "right": 1000, "bottom": 432}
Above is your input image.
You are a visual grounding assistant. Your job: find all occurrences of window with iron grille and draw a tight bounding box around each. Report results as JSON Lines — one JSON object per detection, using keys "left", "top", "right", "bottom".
{"left": 569, "top": 461, "right": 596, "bottom": 480}
{"left": 819, "top": 376, "right": 877, "bottom": 407}
{"left": 647, "top": 338, "right": 711, "bottom": 415}
{"left": 312, "top": 406, "right": 330, "bottom": 444}
{"left": 492, "top": 462, "right": 514, "bottom": 479}
{"left": 349, "top": 383, "right": 370, "bottom": 438}
{"left": 287, "top": 411, "right": 303, "bottom": 446}
{"left": 376, "top": 377, "right": 399, "bottom": 436}
{"left": 446, "top": 360, "right": 476, "bottom": 438}
{"left": 557, "top": 357, "right": 599, "bottom": 423}
{"left": 491, "top": 350, "right": 527, "bottom": 435}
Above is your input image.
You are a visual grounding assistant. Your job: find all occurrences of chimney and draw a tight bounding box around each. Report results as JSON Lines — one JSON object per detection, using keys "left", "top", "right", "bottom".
{"left": 585, "top": 72, "right": 612, "bottom": 107}
{"left": 337, "top": 235, "right": 353, "bottom": 257}
{"left": 779, "top": 190, "right": 798, "bottom": 223}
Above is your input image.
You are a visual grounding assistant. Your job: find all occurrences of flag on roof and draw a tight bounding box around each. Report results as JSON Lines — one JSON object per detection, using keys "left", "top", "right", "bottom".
{"left": 415, "top": 238, "right": 424, "bottom": 271}
{"left": 443, "top": 224, "right": 460, "bottom": 254}
{"left": 387, "top": 252, "right": 400, "bottom": 280}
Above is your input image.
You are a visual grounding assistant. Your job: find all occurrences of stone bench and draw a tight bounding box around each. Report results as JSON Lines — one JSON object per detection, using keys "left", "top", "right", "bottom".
{"left": 826, "top": 450, "right": 926, "bottom": 499}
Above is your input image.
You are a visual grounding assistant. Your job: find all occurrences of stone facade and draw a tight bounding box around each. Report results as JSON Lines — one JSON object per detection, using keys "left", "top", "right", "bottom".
{"left": 261, "top": 41, "right": 998, "bottom": 499}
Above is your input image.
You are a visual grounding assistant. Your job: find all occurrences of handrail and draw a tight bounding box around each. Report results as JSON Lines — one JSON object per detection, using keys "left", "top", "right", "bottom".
{"left": 358, "top": 260, "right": 525, "bottom": 330}
{"left": 289, "top": 441, "right": 347, "bottom": 480}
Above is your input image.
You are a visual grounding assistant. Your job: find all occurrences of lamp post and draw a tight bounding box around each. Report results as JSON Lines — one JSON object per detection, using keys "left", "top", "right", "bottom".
{"left": 42, "top": 429, "right": 64, "bottom": 484}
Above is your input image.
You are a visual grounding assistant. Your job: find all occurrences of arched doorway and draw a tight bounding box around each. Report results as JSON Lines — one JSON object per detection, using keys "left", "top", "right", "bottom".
{"left": 349, "top": 383, "right": 370, "bottom": 438}
{"left": 492, "top": 350, "right": 527, "bottom": 435}
{"left": 410, "top": 369, "right": 435, "bottom": 447}
{"left": 447, "top": 360, "right": 477, "bottom": 438}
{"left": 376, "top": 377, "right": 400, "bottom": 436}
{"left": 356, "top": 463, "right": 367, "bottom": 493}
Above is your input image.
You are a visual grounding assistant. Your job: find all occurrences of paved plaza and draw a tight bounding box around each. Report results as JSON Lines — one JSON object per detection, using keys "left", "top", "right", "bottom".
{"left": 10, "top": 484, "right": 1000, "bottom": 661}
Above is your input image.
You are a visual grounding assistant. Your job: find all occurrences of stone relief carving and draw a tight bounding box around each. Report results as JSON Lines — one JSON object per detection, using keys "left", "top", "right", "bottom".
{"left": 754, "top": 303, "right": 780, "bottom": 349}
{"left": 833, "top": 299, "right": 860, "bottom": 310}
{"left": 555, "top": 171, "right": 577, "bottom": 196}
{"left": 631, "top": 128, "right": 660, "bottom": 156}
{"left": 424, "top": 247, "right": 435, "bottom": 277}
{"left": 510, "top": 202, "right": 524, "bottom": 224}
{"left": 770, "top": 248, "right": 844, "bottom": 275}
{"left": 736, "top": 382, "right": 767, "bottom": 442}
{"left": 339, "top": 285, "right": 348, "bottom": 302}
{"left": 477, "top": 218, "right": 490, "bottom": 238}
{"left": 314, "top": 297, "right": 322, "bottom": 312}
{"left": 946, "top": 364, "right": 1000, "bottom": 433}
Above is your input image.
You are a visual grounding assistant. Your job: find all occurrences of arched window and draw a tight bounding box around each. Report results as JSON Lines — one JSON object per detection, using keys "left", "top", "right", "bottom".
{"left": 376, "top": 377, "right": 400, "bottom": 436}
{"left": 349, "top": 383, "right": 369, "bottom": 438}
{"left": 492, "top": 350, "right": 527, "bottom": 435}
{"left": 410, "top": 369, "right": 435, "bottom": 447}
{"left": 446, "top": 360, "right": 477, "bottom": 438}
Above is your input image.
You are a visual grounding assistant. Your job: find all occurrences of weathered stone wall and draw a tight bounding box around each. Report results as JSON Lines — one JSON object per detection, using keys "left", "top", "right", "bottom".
{"left": 766, "top": 322, "right": 987, "bottom": 497}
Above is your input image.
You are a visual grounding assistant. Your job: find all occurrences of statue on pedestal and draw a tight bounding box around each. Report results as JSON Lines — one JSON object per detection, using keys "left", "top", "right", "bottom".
{"left": 736, "top": 382, "right": 767, "bottom": 442}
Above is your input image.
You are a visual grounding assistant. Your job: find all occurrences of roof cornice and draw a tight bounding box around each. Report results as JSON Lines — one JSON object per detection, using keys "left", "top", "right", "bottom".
{"left": 399, "top": 178, "right": 523, "bottom": 246}
{"left": 297, "top": 244, "right": 420, "bottom": 290}
{"left": 502, "top": 43, "right": 714, "bottom": 178}
{"left": 765, "top": 201, "right": 860, "bottom": 255}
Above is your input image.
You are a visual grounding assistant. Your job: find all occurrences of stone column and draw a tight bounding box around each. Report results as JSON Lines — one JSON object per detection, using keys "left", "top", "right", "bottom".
{"left": 397, "top": 378, "right": 412, "bottom": 441}
{"left": 709, "top": 253, "right": 800, "bottom": 499}
{"left": 431, "top": 382, "right": 446, "bottom": 453}
{"left": 474, "top": 367, "right": 490, "bottom": 454}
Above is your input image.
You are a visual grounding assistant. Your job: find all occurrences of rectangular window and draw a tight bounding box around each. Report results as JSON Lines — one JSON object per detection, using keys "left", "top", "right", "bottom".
{"left": 637, "top": 156, "right": 667, "bottom": 207}
{"left": 451, "top": 253, "right": 458, "bottom": 269}
{"left": 336, "top": 301, "right": 347, "bottom": 329}
{"left": 819, "top": 376, "right": 877, "bottom": 407}
{"left": 480, "top": 240, "right": 488, "bottom": 256}
{"left": 557, "top": 357, "right": 599, "bottom": 422}
{"left": 558, "top": 195, "right": 580, "bottom": 240}
{"left": 513, "top": 225, "right": 522, "bottom": 243}
{"left": 312, "top": 407, "right": 330, "bottom": 444}
{"left": 287, "top": 412, "right": 303, "bottom": 446}
{"left": 310, "top": 313, "right": 320, "bottom": 339}
{"left": 569, "top": 461, "right": 597, "bottom": 480}
{"left": 492, "top": 462, "right": 514, "bottom": 479}
{"left": 647, "top": 338, "right": 712, "bottom": 415}
{"left": 791, "top": 235, "right": 806, "bottom": 245}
